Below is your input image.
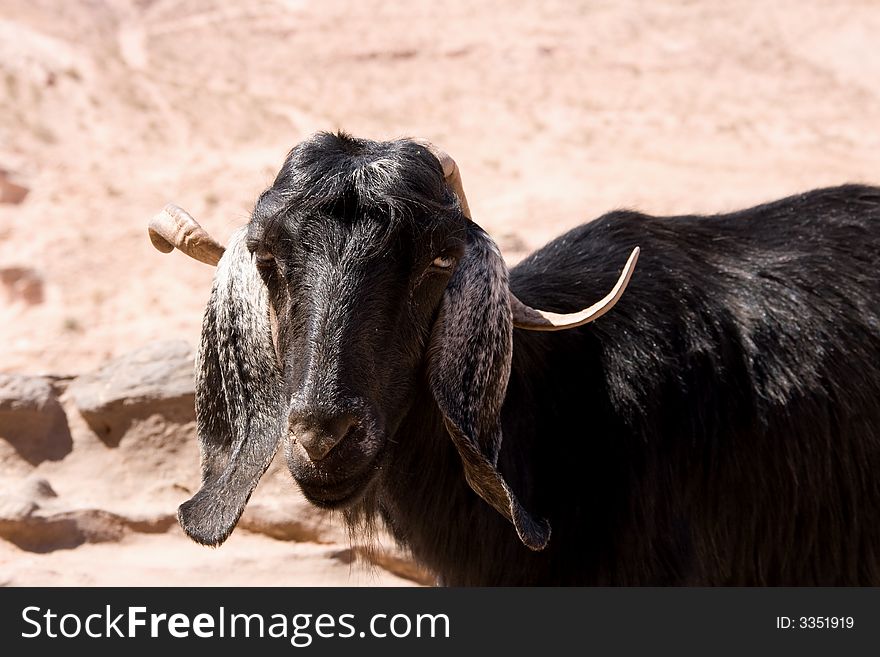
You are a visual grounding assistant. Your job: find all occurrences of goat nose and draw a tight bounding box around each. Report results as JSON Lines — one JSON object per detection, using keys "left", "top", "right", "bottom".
{"left": 289, "top": 414, "right": 355, "bottom": 461}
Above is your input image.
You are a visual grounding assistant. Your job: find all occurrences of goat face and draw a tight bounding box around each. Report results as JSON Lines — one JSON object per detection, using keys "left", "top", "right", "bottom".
{"left": 249, "top": 149, "right": 467, "bottom": 510}
{"left": 176, "top": 133, "right": 551, "bottom": 550}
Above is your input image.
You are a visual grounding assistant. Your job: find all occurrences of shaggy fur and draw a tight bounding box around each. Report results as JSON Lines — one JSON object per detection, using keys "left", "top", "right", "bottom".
{"left": 382, "top": 184, "right": 880, "bottom": 584}
{"left": 183, "top": 131, "right": 880, "bottom": 585}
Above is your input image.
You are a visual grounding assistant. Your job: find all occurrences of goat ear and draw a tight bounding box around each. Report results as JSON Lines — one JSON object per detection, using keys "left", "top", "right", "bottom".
{"left": 178, "top": 227, "right": 286, "bottom": 546}
{"left": 428, "top": 222, "right": 551, "bottom": 551}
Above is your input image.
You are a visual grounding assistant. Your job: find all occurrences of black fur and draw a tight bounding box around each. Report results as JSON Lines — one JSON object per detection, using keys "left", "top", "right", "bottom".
{"left": 188, "top": 131, "right": 880, "bottom": 585}
{"left": 384, "top": 184, "right": 880, "bottom": 584}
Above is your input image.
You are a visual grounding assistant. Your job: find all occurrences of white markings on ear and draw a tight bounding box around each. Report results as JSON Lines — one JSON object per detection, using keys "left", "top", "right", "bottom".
{"left": 428, "top": 222, "right": 550, "bottom": 550}
{"left": 179, "top": 228, "right": 286, "bottom": 546}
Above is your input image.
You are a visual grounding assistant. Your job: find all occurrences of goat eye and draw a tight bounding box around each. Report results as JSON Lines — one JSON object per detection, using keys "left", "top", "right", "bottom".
{"left": 254, "top": 252, "right": 276, "bottom": 268}
{"left": 431, "top": 255, "right": 455, "bottom": 269}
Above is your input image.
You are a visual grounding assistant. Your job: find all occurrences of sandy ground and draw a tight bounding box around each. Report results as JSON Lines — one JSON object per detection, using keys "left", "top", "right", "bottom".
{"left": 0, "top": 531, "right": 417, "bottom": 587}
{"left": 1, "top": 0, "right": 879, "bottom": 585}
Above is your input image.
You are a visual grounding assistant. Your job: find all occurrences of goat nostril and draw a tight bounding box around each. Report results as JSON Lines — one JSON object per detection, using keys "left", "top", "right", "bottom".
{"left": 290, "top": 415, "right": 356, "bottom": 462}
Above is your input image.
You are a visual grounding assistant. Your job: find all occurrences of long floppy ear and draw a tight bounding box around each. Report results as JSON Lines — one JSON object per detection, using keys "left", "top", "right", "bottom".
{"left": 427, "top": 222, "right": 551, "bottom": 551}
{"left": 178, "top": 227, "right": 286, "bottom": 546}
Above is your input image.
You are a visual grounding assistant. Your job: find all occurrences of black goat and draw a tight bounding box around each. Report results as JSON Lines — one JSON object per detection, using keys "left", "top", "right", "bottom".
{"left": 149, "top": 132, "right": 880, "bottom": 585}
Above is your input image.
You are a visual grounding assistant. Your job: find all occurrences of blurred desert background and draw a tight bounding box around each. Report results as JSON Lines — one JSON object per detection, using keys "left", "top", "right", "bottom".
{"left": 2, "top": 0, "right": 879, "bottom": 586}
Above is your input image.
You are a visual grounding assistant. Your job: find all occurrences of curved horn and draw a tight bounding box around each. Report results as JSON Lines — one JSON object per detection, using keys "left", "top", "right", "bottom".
{"left": 414, "top": 138, "right": 639, "bottom": 331}
{"left": 413, "top": 139, "right": 471, "bottom": 219}
{"left": 148, "top": 203, "right": 226, "bottom": 266}
{"left": 511, "top": 246, "right": 640, "bottom": 331}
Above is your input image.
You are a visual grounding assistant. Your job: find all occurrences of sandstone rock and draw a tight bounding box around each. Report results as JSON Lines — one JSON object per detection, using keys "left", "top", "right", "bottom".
{"left": 68, "top": 340, "right": 196, "bottom": 445}
{"left": 2, "top": 343, "right": 424, "bottom": 583}
{"left": 0, "top": 475, "right": 174, "bottom": 551}
{"left": 0, "top": 267, "right": 44, "bottom": 305}
{"left": 0, "top": 374, "right": 71, "bottom": 469}
{"left": 0, "top": 508, "right": 128, "bottom": 551}
{"left": 0, "top": 169, "right": 29, "bottom": 205}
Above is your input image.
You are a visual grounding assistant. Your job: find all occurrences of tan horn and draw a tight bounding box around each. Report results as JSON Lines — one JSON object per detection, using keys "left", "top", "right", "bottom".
{"left": 148, "top": 203, "right": 226, "bottom": 266}
{"left": 413, "top": 139, "right": 471, "bottom": 219}
{"left": 510, "top": 247, "right": 640, "bottom": 331}
{"left": 414, "top": 139, "right": 639, "bottom": 330}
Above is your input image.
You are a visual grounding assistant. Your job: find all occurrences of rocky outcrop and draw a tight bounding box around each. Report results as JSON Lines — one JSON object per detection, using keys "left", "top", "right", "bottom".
{"left": 1, "top": 343, "right": 198, "bottom": 549}
{"left": 0, "top": 267, "right": 44, "bottom": 305}
{"left": 0, "top": 476, "right": 173, "bottom": 552}
{"left": 0, "top": 169, "right": 29, "bottom": 205}
{"left": 0, "top": 374, "right": 71, "bottom": 470}
{"left": 68, "top": 340, "right": 196, "bottom": 445}
{"left": 0, "top": 341, "right": 425, "bottom": 584}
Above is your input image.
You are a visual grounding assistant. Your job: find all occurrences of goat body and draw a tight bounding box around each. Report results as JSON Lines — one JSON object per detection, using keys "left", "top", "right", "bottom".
{"left": 161, "top": 134, "right": 880, "bottom": 586}
{"left": 376, "top": 185, "right": 880, "bottom": 585}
